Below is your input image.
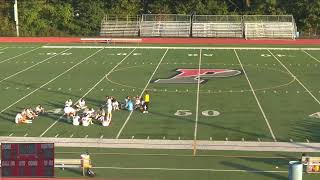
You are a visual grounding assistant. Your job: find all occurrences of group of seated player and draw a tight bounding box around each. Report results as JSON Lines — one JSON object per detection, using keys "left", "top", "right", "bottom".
{"left": 64, "top": 98, "right": 113, "bottom": 127}
{"left": 125, "top": 95, "right": 148, "bottom": 113}
{"left": 15, "top": 105, "right": 45, "bottom": 124}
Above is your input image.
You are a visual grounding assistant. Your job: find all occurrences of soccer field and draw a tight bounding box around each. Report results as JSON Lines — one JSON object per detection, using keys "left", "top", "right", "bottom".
{"left": 0, "top": 44, "right": 320, "bottom": 143}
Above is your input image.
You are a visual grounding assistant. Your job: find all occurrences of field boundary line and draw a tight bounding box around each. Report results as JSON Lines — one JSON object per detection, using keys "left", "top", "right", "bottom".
{"left": 0, "top": 47, "right": 8, "bottom": 51}
{"left": 0, "top": 46, "right": 41, "bottom": 64}
{"left": 39, "top": 48, "right": 137, "bottom": 137}
{"left": 92, "top": 166, "right": 287, "bottom": 173}
{"left": 42, "top": 45, "right": 320, "bottom": 51}
{"left": 2, "top": 137, "right": 320, "bottom": 152}
{"left": 0, "top": 49, "right": 71, "bottom": 83}
{"left": 193, "top": 49, "right": 202, "bottom": 156}
{"left": 302, "top": 50, "right": 320, "bottom": 63}
{"left": 234, "top": 49, "right": 277, "bottom": 142}
{"left": 268, "top": 50, "right": 320, "bottom": 105}
{"left": 116, "top": 49, "right": 169, "bottom": 139}
{"left": 0, "top": 48, "right": 104, "bottom": 114}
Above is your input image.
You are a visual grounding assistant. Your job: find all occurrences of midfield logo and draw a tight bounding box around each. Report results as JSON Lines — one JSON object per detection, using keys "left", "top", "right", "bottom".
{"left": 154, "top": 69, "right": 242, "bottom": 84}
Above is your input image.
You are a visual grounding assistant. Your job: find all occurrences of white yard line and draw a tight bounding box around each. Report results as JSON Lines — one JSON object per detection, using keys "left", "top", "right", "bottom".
{"left": 0, "top": 49, "right": 70, "bottom": 83}
{"left": 268, "top": 50, "right": 320, "bottom": 105}
{"left": 92, "top": 166, "right": 287, "bottom": 173}
{"left": 193, "top": 49, "right": 202, "bottom": 155}
{"left": 0, "top": 48, "right": 104, "bottom": 114}
{"left": 234, "top": 49, "right": 277, "bottom": 142}
{"left": 0, "top": 47, "right": 8, "bottom": 51}
{"left": 302, "top": 50, "right": 320, "bottom": 63}
{"left": 39, "top": 49, "right": 137, "bottom": 137}
{"left": 42, "top": 45, "right": 320, "bottom": 51}
{"left": 116, "top": 49, "right": 169, "bottom": 139}
{"left": 0, "top": 46, "right": 41, "bottom": 64}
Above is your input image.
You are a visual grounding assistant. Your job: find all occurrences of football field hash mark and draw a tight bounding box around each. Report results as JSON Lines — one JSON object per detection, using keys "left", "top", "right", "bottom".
{"left": 234, "top": 49, "right": 277, "bottom": 142}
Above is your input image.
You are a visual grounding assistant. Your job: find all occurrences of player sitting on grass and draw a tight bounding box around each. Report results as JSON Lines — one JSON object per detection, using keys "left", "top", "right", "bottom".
{"left": 35, "top": 105, "right": 45, "bottom": 115}
{"left": 15, "top": 113, "right": 32, "bottom": 124}
{"left": 65, "top": 98, "right": 73, "bottom": 107}
{"left": 64, "top": 106, "right": 76, "bottom": 119}
{"left": 76, "top": 98, "right": 87, "bottom": 110}
{"left": 125, "top": 99, "right": 134, "bottom": 111}
{"left": 112, "top": 97, "right": 120, "bottom": 111}
{"left": 134, "top": 95, "right": 141, "bottom": 110}
{"left": 26, "top": 108, "right": 37, "bottom": 119}
{"left": 82, "top": 114, "right": 92, "bottom": 126}
{"left": 73, "top": 114, "right": 80, "bottom": 126}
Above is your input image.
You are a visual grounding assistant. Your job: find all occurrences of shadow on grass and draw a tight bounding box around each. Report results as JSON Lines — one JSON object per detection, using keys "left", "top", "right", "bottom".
{"left": 221, "top": 161, "right": 287, "bottom": 180}
{"left": 149, "top": 111, "right": 269, "bottom": 139}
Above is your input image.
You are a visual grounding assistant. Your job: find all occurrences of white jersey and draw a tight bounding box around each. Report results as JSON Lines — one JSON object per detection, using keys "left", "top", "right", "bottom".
{"left": 73, "top": 116, "right": 80, "bottom": 126}
{"left": 15, "top": 113, "right": 23, "bottom": 124}
{"left": 65, "top": 100, "right": 73, "bottom": 107}
{"left": 64, "top": 106, "right": 75, "bottom": 114}
{"left": 107, "top": 104, "right": 113, "bottom": 113}
{"left": 107, "top": 98, "right": 112, "bottom": 105}
{"left": 79, "top": 100, "right": 86, "bottom": 108}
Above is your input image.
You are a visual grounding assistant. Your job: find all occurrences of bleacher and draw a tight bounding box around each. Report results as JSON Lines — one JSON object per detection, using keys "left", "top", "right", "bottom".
{"left": 99, "top": 14, "right": 297, "bottom": 40}
{"left": 140, "top": 14, "right": 191, "bottom": 37}
{"left": 244, "top": 22, "right": 295, "bottom": 39}
{"left": 192, "top": 15, "right": 243, "bottom": 38}
{"left": 100, "top": 16, "right": 140, "bottom": 37}
{"left": 243, "top": 15, "right": 296, "bottom": 39}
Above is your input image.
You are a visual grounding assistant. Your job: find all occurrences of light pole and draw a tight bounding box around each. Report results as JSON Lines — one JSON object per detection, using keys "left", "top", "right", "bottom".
{"left": 14, "top": 0, "right": 19, "bottom": 37}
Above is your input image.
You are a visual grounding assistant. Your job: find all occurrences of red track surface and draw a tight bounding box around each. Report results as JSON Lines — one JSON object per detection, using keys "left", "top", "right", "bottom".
{"left": 0, "top": 37, "right": 320, "bottom": 45}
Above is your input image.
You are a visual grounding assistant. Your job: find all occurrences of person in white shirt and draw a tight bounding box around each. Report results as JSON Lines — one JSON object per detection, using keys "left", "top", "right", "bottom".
{"left": 76, "top": 98, "right": 87, "bottom": 110}
{"left": 112, "top": 98, "right": 119, "bottom": 111}
{"left": 35, "top": 105, "right": 45, "bottom": 115}
{"left": 64, "top": 106, "right": 76, "bottom": 118}
{"left": 65, "top": 99, "right": 73, "bottom": 107}
{"left": 15, "top": 113, "right": 32, "bottom": 124}
{"left": 73, "top": 114, "right": 80, "bottom": 126}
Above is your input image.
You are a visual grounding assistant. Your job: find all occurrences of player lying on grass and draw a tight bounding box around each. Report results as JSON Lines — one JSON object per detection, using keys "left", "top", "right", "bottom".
{"left": 15, "top": 105, "right": 45, "bottom": 124}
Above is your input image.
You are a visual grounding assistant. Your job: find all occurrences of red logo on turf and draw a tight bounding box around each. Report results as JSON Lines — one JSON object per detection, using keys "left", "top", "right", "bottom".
{"left": 154, "top": 69, "right": 241, "bottom": 84}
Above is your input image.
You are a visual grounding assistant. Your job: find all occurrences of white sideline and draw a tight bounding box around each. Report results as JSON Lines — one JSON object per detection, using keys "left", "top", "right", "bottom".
{"left": 0, "top": 46, "right": 41, "bottom": 64}
{"left": 234, "top": 49, "right": 277, "bottom": 142}
{"left": 0, "top": 49, "right": 70, "bottom": 83}
{"left": 193, "top": 49, "right": 202, "bottom": 154}
{"left": 0, "top": 48, "right": 103, "bottom": 114}
{"left": 302, "top": 50, "right": 320, "bottom": 63}
{"left": 116, "top": 49, "right": 169, "bottom": 139}
{"left": 42, "top": 45, "right": 320, "bottom": 51}
{"left": 268, "top": 50, "right": 320, "bottom": 105}
{"left": 39, "top": 48, "right": 137, "bottom": 137}
{"left": 92, "top": 166, "right": 287, "bottom": 173}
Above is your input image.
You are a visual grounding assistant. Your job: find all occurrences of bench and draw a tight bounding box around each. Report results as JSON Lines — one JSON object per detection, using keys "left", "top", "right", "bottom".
{"left": 55, "top": 159, "right": 82, "bottom": 168}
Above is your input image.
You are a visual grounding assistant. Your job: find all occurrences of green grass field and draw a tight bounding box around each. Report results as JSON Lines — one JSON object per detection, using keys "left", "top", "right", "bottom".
{"left": 0, "top": 43, "right": 320, "bottom": 142}
{"left": 53, "top": 147, "right": 320, "bottom": 180}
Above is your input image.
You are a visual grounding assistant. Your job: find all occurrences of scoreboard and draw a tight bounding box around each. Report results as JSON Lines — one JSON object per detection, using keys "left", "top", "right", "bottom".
{"left": 1, "top": 143, "right": 54, "bottom": 177}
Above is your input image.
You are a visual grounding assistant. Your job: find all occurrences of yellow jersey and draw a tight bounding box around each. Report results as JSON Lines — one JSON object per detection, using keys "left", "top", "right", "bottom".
{"left": 144, "top": 94, "right": 150, "bottom": 102}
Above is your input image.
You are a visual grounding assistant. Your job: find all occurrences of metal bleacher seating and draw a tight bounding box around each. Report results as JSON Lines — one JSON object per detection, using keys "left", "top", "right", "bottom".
{"left": 243, "top": 15, "right": 296, "bottom": 39}
{"left": 140, "top": 14, "right": 191, "bottom": 37}
{"left": 192, "top": 15, "right": 243, "bottom": 38}
{"left": 100, "top": 16, "right": 140, "bottom": 37}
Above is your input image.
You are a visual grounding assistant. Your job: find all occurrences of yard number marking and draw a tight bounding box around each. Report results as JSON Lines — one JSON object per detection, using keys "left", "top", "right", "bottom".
{"left": 174, "top": 109, "right": 220, "bottom": 117}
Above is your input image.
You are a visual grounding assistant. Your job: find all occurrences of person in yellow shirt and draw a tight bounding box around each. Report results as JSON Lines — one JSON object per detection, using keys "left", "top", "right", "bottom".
{"left": 143, "top": 91, "right": 150, "bottom": 113}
